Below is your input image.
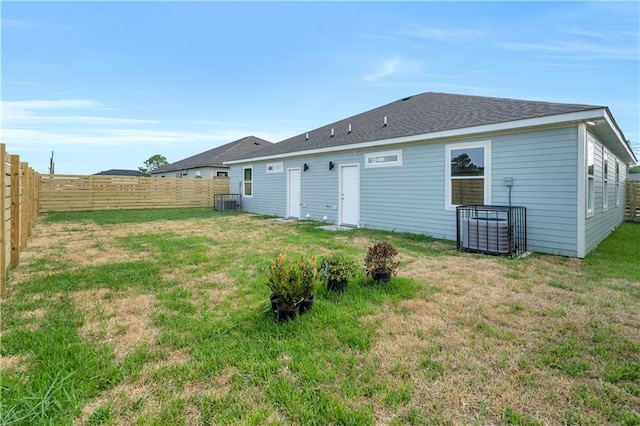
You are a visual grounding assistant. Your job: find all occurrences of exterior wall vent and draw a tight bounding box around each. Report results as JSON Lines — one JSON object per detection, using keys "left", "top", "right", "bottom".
{"left": 456, "top": 205, "right": 527, "bottom": 257}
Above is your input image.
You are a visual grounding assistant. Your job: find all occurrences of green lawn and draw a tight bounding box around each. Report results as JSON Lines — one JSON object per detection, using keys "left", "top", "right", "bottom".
{"left": 1, "top": 209, "right": 638, "bottom": 425}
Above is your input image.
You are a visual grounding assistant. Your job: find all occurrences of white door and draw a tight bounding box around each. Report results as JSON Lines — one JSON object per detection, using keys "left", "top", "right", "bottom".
{"left": 340, "top": 164, "right": 360, "bottom": 226}
{"left": 287, "top": 168, "right": 301, "bottom": 219}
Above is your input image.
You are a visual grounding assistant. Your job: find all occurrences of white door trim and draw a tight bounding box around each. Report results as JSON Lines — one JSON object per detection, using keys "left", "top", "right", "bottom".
{"left": 286, "top": 167, "right": 301, "bottom": 219}
{"left": 339, "top": 163, "right": 360, "bottom": 227}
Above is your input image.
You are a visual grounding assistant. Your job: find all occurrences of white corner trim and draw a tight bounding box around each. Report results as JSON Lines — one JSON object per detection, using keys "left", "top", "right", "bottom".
{"left": 577, "top": 123, "right": 586, "bottom": 258}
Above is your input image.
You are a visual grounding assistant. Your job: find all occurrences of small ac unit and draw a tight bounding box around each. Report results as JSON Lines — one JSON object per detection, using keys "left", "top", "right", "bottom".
{"left": 456, "top": 205, "right": 526, "bottom": 257}
{"left": 463, "top": 217, "right": 510, "bottom": 254}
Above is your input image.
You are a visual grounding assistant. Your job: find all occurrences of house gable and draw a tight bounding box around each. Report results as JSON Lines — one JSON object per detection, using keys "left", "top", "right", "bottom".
{"left": 152, "top": 135, "right": 272, "bottom": 176}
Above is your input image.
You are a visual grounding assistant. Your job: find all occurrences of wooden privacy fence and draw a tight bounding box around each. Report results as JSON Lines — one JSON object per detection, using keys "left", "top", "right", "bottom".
{"left": 626, "top": 180, "right": 640, "bottom": 222}
{"left": 1, "top": 144, "right": 40, "bottom": 298}
{"left": 39, "top": 174, "right": 230, "bottom": 213}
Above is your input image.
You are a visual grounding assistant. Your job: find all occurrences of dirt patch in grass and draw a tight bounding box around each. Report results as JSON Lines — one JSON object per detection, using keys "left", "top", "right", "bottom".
{"left": 77, "top": 348, "right": 191, "bottom": 425}
{"left": 76, "top": 378, "right": 157, "bottom": 425}
{"left": 73, "top": 289, "right": 158, "bottom": 361}
{"left": 17, "top": 308, "right": 47, "bottom": 331}
{"left": 183, "top": 366, "right": 239, "bottom": 399}
{"left": 0, "top": 354, "right": 29, "bottom": 372}
{"left": 142, "top": 349, "right": 191, "bottom": 375}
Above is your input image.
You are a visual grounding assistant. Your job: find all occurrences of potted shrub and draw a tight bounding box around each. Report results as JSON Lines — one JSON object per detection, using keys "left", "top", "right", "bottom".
{"left": 364, "top": 241, "right": 399, "bottom": 283}
{"left": 265, "top": 253, "right": 304, "bottom": 321}
{"left": 265, "top": 253, "right": 318, "bottom": 321}
{"left": 321, "top": 253, "right": 358, "bottom": 292}
{"left": 297, "top": 254, "right": 319, "bottom": 314}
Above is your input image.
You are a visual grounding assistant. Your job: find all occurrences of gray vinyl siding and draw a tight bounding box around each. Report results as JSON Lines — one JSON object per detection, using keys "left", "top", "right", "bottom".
{"left": 295, "top": 155, "right": 341, "bottom": 222}
{"left": 584, "top": 133, "right": 628, "bottom": 255}
{"left": 232, "top": 163, "right": 286, "bottom": 216}
{"left": 492, "top": 127, "right": 579, "bottom": 256}
{"left": 361, "top": 143, "right": 450, "bottom": 237}
{"left": 231, "top": 125, "right": 594, "bottom": 257}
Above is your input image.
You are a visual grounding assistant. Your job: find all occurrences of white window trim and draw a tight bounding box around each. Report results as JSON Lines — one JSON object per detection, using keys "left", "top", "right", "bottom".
{"left": 445, "top": 140, "right": 491, "bottom": 211}
{"left": 242, "top": 166, "right": 254, "bottom": 198}
{"left": 266, "top": 162, "right": 284, "bottom": 174}
{"left": 586, "top": 136, "right": 595, "bottom": 218}
{"left": 364, "top": 149, "right": 403, "bottom": 168}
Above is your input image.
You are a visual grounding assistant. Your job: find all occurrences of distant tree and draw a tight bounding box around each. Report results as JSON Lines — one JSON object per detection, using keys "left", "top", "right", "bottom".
{"left": 452, "top": 153, "right": 472, "bottom": 171}
{"left": 451, "top": 153, "right": 479, "bottom": 175}
{"left": 630, "top": 165, "right": 640, "bottom": 174}
{"left": 139, "top": 154, "right": 169, "bottom": 174}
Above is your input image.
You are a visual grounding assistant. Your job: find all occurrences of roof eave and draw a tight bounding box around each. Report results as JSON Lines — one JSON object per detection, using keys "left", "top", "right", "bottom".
{"left": 225, "top": 109, "right": 607, "bottom": 164}
{"left": 151, "top": 163, "right": 229, "bottom": 174}
{"left": 603, "top": 108, "right": 637, "bottom": 163}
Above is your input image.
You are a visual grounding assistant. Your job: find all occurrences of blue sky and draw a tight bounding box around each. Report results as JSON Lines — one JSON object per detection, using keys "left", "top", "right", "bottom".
{"left": 2, "top": 1, "right": 638, "bottom": 175}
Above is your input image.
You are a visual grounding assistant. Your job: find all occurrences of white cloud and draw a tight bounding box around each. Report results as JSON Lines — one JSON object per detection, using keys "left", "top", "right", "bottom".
{"left": 0, "top": 18, "right": 69, "bottom": 30}
{"left": 0, "top": 126, "right": 293, "bottom": 150}
{"left": 3, "top": 128, "right": 232, "bottom": 147}
{"left": 403, "top": 25, "right": 487, "bottom": 41}
{"left": 1, "top": 99, "right": 157, "bottom": 124}
{"left": 362, "top": 57, "right": 402, "bottom": 82}
{"left": 0, "top": 98, "right": 296, "bottom": 159}
{"left": 1, "top": 18, "right": 37, "bottom": 28}
{"left": 497, "top": 40, "right": 638, "bottom": 61}
{"left": 3, "top": 99, "right": 100, "bottom": 111}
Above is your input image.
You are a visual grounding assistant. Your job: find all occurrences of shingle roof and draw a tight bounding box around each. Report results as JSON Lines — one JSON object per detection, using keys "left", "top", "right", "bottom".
{"left": 153, "top": 136, "right": 272, "bottom": 173}
{"left": 94, "top": 169, "right": 148, "bottom": 176}
{"left": 225, "top": 92, "right": 602, "bottom": 160}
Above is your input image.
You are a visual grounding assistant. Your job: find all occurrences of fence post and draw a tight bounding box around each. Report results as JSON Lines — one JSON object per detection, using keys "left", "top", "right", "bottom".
{"left": 11, "top": 156, "right": 21, "bottom": 265}
{"left": 33, "top": 171, "right": 40, "bottom": 225}
{"left": 0, "top": 144, "right": 7, "bottom": 298}
{"left": 20, "top": 162, "right": 30, "bottom": 249}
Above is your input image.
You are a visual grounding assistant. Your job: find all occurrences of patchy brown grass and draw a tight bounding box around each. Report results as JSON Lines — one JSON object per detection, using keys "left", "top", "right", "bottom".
{"left": 7, "top": 213, "right": 639, "bottom": 425}
{"left": 73, "top": 289, "right": 158, "bottom": 361}
{"left": 0, "top": 354, "right": 29, "bottom": 372}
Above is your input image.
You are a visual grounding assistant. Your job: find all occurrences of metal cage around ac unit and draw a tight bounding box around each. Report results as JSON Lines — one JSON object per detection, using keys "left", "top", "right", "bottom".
{"left": 456, "top": 205, "right": 527, "bottom": 257}
{"left": 214, "top": 193, "right": 242, "bottom": 211}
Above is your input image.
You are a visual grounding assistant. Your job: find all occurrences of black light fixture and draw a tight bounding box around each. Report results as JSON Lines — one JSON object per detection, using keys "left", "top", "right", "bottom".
{"left": 303, "top": 163, "right": 309, "bottom": 171}
{"left": 329, "top": 161, "right": 334, "bottom": 170}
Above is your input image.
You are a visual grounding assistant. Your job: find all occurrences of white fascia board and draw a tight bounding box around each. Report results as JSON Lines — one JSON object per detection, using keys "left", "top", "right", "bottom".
{"left": 577, "top": 122, "right": 587, "bottom": 258}
{"left": 603, "top": 110, "right": 637, "bottom": 163}
{"left": 224, "top": 109, "right": 606, "bottom": 165}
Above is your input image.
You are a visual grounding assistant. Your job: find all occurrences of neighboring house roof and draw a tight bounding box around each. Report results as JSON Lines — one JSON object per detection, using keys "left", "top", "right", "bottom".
{"left": 629, "top": 173, "right": 640, "bottom": 181}
{"left": 225, "top": 92, "right": 636, "bottom": 163}
{"left": 94, "top": 169, "right": 148, "bottom": 176}
{"left": 152, "top": 136, "right": 272, "bottom": 174}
